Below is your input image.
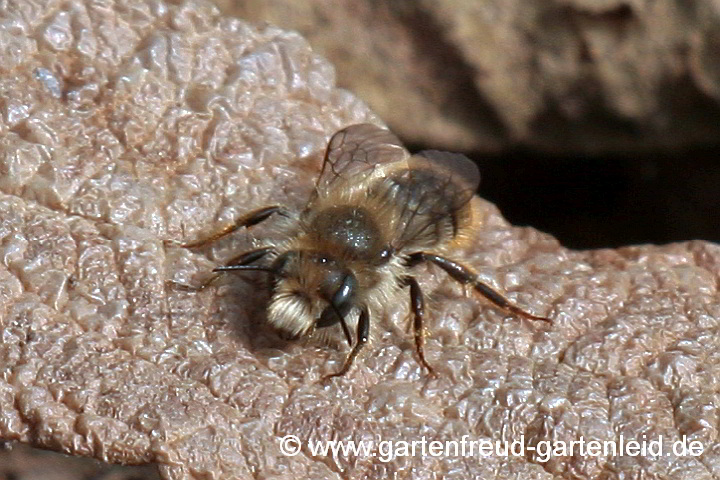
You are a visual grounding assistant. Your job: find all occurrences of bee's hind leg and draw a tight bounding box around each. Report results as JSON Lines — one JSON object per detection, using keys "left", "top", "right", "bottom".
{"left": 403, "top": 276, "right": 434, "bottom": 374}
{"left": 324, "top": 307, "right": 370, "bottom": 379}
{"left": 407, "top": 252, "right": 551, "bottom": 323}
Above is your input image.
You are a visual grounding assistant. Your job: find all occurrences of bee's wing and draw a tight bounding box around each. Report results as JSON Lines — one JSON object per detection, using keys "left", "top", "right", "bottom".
{"left": 414, "top": 150, "right": 481, "bottom": 202}
{"left": 316, "top": 124, "right": 409, "bottom": 191}
{"left": 380, "top": 150, "right": 481, "bottom": 250}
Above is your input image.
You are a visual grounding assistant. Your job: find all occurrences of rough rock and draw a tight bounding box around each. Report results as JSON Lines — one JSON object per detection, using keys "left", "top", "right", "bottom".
{"left": 1, "top": 1, "right": 720, "bottom": 480}
{"left": 220, "top": 0, "right": 720, "bottom": 154}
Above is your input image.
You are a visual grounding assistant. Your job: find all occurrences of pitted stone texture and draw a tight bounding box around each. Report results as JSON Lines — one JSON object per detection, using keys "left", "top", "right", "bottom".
{"left": 2, "top": 1, "right": 720, "bottom": 480}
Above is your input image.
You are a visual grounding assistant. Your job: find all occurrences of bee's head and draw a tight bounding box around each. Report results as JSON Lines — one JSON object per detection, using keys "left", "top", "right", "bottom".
{"left": 266, "top": 251, "right": 357, "bottom": 341}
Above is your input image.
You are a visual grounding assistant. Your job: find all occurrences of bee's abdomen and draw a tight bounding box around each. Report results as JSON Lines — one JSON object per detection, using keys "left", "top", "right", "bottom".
{"left": 376, "top": 168, "right": 473, "bottom": 249}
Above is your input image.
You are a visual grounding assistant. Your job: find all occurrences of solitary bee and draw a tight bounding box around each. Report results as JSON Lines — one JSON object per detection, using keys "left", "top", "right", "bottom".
{"left": 179, "top": 124, "right": 550, "bottom": 378}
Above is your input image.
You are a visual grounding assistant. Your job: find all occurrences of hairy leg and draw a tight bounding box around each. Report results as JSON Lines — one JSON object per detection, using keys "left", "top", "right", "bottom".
{"left": 180, "top": 206, "right": 284, "bottom": 249}
{"left": 407, "top": 252, "right": 551, "bottom": 323}
{"left": 403, "top": 276, "right": 434, "bottom": 374}
{"left": 324, "top": 307, "right": 370, "bottom": 379}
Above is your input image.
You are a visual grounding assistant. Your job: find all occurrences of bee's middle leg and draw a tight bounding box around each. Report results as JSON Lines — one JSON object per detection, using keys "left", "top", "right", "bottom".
{"left": 403, "top": 276, "right": 434, "bottom": 374}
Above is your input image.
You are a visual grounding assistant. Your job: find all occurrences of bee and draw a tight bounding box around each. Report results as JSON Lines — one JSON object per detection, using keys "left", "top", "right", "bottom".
{"left": 178, "top": 124, "right": 550, "bottom": 378}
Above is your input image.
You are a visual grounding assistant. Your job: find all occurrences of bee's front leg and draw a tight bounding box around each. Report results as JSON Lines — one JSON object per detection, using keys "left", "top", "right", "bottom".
{"left": 324, "top": 307, "right": 370, "bottom": 379}
{"left": 175, "top": 205, "right": 286, "bottom": 249}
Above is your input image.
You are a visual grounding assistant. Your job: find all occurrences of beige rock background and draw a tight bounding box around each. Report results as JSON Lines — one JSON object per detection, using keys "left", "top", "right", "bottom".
{"left": 218, "top": 0, "right": 720, "bottom": 154}
{"left": 0, "top": 442, "right": 159, "bottom": 480}
{"left": 1, "top": 1, "right": 720, "bottom": 480}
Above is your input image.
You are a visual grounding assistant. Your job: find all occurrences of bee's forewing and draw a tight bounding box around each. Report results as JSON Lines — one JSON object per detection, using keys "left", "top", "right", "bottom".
{"left": 316, "top": 123, "right": 409, "bottom": 191}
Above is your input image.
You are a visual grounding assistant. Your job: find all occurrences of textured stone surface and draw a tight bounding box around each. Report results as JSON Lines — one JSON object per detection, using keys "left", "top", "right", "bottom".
{"left": 220, "top": 0, "right": 720, "bottom": 154}
{"left": 2, "top": 1, "right": 720, "bottom": 480}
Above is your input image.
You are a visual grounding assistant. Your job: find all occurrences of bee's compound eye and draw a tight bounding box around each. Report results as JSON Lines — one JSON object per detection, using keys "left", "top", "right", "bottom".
{"left": 331, "top": 274, "right": 356, "bottom": 309}
{"left": 319, "top": 269, "right": 350, "bottom": 302}
{"left": 317, "top": 274, "right": 356, "bottom": 330}
{"left": 271, "top": 251, "right": 298, "bottom": 274}
{"left": 317, "top": 305, "right": 339, "bottom": 328}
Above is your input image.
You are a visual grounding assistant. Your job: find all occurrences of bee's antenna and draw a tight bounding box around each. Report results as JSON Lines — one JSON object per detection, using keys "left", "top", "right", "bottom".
{"left": 213, "top": 265, "right": 278, "bottom": 275}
